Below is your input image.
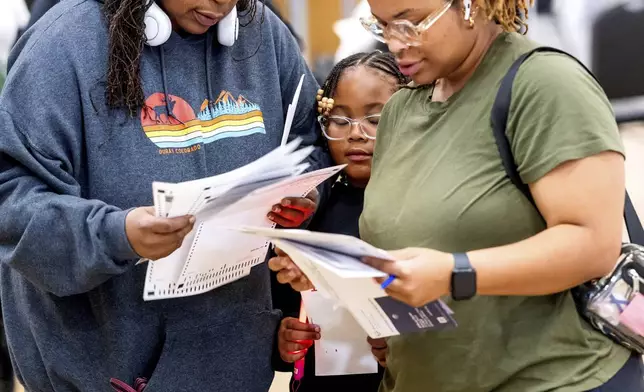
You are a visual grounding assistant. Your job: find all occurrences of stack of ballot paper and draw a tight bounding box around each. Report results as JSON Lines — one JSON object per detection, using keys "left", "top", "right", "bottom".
{"left": 239, "top": 227, "right": 458, "bottom": 339}
{"left": 142, "top": 138, "right": 344, "bottom": 301}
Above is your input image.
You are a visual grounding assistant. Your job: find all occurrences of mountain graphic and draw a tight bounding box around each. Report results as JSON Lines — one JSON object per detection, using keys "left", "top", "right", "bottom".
{"left": 198, "top": 91, "right": 261, "bottom": 121}
{"left": 214, "top": 91, "right": 251, "bottom": 106}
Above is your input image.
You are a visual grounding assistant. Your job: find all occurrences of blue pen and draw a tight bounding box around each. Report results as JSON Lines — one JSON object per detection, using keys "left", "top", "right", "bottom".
{"left": 381, "top": 275, "right": 396, "bottom": 289}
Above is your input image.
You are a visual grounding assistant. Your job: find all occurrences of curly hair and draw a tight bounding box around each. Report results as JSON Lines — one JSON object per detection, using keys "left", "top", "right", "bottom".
{"left": 474, "top": 0, "right": 534, "bottom": 33}
{"left": 103, "top": 0, "right": 260, "bottom": 115}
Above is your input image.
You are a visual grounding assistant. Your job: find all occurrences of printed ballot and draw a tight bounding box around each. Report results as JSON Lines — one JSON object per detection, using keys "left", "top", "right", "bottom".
{"left": 239, "top": 228, "right": 458, "bottom": 338}
{"left": 143, "top": 139, "right": 343, "bottom": 301}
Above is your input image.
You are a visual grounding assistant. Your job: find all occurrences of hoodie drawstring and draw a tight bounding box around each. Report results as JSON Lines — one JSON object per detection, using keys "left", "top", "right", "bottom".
{"left": 110, "top": 377, "right": 148, "bottom": 392}
{"left": 205, "top": 29, "right": 215, "bottom": 117}
{"left": 158, "top": 46, "right": 173, "bottom": 121}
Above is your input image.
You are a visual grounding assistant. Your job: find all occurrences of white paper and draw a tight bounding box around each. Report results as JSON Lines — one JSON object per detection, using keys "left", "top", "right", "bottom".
{"left": 142, "top": 140, "right": 342, "bottom": 301}
{"left": 152, "top": 142, "right": 313, "bottom": 219}
{"left": 273, "top": 239, "right": 399, "bottom": 338}
{"left": 301, "top": 291, "right": 378, "bottom": 376}
{"left": 240, "top": 230, "right": 458, "bottom": 338}
{"left": 281, "top": 74, "right": 306, "bottom": 146}
{"left": 238, "top": 227, "right": 394, "bottom": 261}
{"left": 287, "top": 242, "right": 387, "bottom": 279}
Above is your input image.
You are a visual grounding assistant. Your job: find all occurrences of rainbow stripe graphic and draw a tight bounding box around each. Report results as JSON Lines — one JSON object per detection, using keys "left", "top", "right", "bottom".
{"left": 143, "top": 100, "right": 266, "bottom": 149}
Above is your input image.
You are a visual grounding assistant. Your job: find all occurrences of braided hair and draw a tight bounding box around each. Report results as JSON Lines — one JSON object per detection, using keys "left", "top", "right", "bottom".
{"left": 316, "top": 51, "right": 409, "bottom": 116}
{"left": 104, "top": 0, "right": 261, "bottom": 116}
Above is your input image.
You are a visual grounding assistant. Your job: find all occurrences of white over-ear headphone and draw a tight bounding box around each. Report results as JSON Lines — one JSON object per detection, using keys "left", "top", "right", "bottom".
{"left": 217, "top": 6, "right": 239, "bottom": 46}
{"left": 144, "top": 2, "right": 239, "bottom": 47}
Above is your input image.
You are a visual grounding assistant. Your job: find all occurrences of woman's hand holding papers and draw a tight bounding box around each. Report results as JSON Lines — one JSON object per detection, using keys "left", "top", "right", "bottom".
{"left": 278, "top": 317, "right": 321, "bottom": 363}
{"left": 267, "top": 189, "right": 318, "bottom": 228}
{"left": 126, "top": 207, "right": 195, "bottom": 261}
{"left": 268, "top": 247, "right": 315, "bottom": 291}
{"left": 367, "top": 337, "right": 388, "bottom": 367}
{"left": 363, "top": 248, "right": 453, "bottom": 308}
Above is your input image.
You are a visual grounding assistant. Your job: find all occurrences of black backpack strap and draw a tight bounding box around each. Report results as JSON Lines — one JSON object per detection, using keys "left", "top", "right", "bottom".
{"left": 490, "top": 46, "right": 644, "bottom": 246}
{"left": 625, "top": 192, "right": 644, "bottom": 245}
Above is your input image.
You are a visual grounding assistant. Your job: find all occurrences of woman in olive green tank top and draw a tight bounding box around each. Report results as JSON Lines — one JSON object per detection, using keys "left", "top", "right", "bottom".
{"left": 270, "top": 1, "right": 644, "bottom": 391}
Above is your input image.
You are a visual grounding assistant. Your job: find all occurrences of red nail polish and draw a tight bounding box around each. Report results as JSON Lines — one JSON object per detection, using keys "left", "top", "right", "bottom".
{"left": 295, "top": 339, "right": 314, "bottom": 347}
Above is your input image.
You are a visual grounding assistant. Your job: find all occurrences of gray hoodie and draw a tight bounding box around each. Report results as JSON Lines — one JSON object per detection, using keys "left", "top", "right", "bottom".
{"left": 0, "top": 0, "right": 329, "bottom": 390}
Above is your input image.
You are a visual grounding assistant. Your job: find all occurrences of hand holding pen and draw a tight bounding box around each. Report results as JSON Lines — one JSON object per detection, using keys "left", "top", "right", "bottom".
{"left": 363, "top": 248, "right": 454, "bottom": 308}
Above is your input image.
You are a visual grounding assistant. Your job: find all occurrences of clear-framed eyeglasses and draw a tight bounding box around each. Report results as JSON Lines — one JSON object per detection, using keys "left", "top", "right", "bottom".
{"left": 359, "top": 0, "right": 454, "bottom": 47}
{"left": 318, "top": 114, "right": 380, "bottom": 141}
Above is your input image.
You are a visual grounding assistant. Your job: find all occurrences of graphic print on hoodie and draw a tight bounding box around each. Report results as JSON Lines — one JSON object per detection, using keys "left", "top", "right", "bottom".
{"left": 0, "top": 0, "right": 331, "bottom": 391}
{"left": 142, "top": 91, "right": 266, "bottom": 154}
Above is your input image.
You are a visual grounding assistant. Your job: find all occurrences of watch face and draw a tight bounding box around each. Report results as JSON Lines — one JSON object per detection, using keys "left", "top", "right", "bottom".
{"left": 452, "top": 270, "right": 477, "bottom": 300}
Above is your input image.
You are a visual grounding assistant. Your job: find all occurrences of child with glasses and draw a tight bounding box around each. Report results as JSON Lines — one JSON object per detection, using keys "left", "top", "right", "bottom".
{"left": 271, "top": 51, "right": 409, "bottom": 392}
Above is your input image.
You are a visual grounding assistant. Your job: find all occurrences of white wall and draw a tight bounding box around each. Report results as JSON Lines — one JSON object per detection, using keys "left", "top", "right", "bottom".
{"left": 0, "top": 0, "right": 30, "bottom": 66}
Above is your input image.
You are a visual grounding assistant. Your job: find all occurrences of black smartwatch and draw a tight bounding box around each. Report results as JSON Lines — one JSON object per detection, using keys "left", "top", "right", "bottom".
{"left": 450, "top": 253, "right": 477, "bottom": 301}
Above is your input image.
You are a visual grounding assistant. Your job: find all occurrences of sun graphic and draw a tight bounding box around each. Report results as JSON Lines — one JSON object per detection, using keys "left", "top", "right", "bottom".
{"left": 140, "top": 93, "right": 196, "bottom": 126}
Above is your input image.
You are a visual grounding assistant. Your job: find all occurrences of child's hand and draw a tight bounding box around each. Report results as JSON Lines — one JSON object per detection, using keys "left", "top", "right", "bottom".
{"left": 278, "top": 317, "right": 321, "bottom": 363}
{"left": 267, "top": 189, "right": 318, "bottom": 228}
{"left": 367, "top": 337, "right": 388, "bottom": 367}
{"left": 269, "top": 247, "right": 314, "bottom": 292}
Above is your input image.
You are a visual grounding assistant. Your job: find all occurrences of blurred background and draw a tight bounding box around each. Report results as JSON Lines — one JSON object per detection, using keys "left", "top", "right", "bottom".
{"left": 268, "top": 0, "right": 644, "bottom": 123}
{"left": 2, "top": 0, "right": 644, "bottom": 122}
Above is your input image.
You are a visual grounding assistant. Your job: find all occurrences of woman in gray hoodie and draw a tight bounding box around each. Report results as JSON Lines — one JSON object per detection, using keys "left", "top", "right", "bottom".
{"left": 0, "top": 0, "right": 329, "bottom": 391}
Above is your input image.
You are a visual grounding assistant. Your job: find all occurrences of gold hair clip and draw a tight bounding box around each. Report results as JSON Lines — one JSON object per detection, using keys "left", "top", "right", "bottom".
{"left": 316, "top": 89, "right": 335, "bottom": 115}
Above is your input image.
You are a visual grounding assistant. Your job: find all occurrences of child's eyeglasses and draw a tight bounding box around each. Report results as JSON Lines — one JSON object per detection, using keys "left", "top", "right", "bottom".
{"left": 359, "top": 0, "right": 453, "bottom": 47}
{"left": 318, "top": 114, "right": 380, "bottom": 141}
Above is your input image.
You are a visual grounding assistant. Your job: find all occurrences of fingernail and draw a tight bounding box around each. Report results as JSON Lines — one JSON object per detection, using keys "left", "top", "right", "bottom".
{"left": 313, "top": 325, "right": 321, "bottom": 332}
{"left": 273, "top": 206, "right": 281, "bottom": 213}
{"left": 282, "top": 199, "right": 291, "bottom": 206}
{"left": 189, "top": 216, "right": 196, "bottom": 224}
{"left": 268, "top": 215, "right": 274, "bottom": 221}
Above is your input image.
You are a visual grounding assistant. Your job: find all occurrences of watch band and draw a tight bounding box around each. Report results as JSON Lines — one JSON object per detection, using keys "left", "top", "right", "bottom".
{"left": 453, "top": 253, "right": 471, "bottom": 271}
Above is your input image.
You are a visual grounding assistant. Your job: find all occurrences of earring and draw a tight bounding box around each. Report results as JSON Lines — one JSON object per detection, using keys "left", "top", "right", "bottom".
{"left": 463, "top": 0, "right": 474, "bottom": 27}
